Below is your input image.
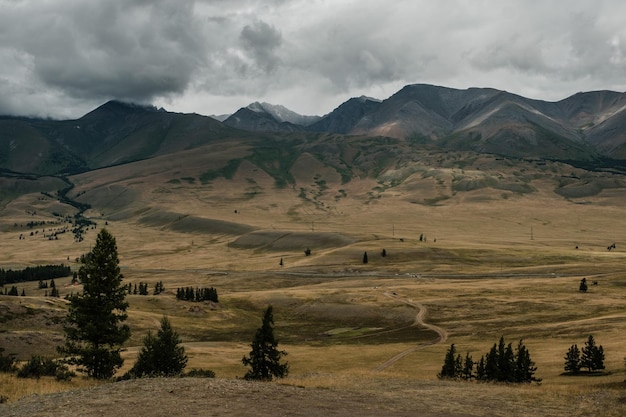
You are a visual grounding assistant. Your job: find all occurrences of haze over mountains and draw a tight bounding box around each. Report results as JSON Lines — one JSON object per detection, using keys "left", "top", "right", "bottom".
{"left": 1, "top": 84, "right": 626, "bottom": 178}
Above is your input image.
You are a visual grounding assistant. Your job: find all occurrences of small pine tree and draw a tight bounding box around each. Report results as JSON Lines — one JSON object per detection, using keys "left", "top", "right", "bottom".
{"left": 581, "top": 335, "right": 604, "bottom": 372}
{"left": 381, "top": 248, "right": 387, "bottom": 257}
{"left": 579, "top": 278, "right": 588, "bottom": 292}
{"left": 462, "top": 352, "right": 474, "bottom": 380}
{"left": 484, "top": 343, "right": 498, "bottom": 381}
{"left": 475, "top": 355, "right": 486, "bottom": 380}
{"left": 438, "top": 344, "right": 459, "bottom": 379}
{"left": 129, "top": 316, "right": 188, "bottom": 378}
{"left": 362, "top": 251, "right": 368, "bottom": 264}
{"left": 513, "top": 339, "right": 540, "bottom": 383}
{"left": 564, "top": 344, "right": 581, "bottom": 374}
{"left": 242, "top": 306, "right": 289, "bottom": 381}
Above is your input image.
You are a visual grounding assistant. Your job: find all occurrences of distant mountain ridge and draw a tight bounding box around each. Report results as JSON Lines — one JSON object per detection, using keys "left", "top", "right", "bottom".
{"left": 1, "top": 85, "right": 626, "bottom": 177}
{"left": 225, "top": 84, "right": 626, "bottom": 161}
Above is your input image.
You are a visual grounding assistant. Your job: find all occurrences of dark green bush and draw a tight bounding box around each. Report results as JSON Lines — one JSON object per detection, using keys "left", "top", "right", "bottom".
{"left": 185, "top": 368, "right": 216, "bottom": 378}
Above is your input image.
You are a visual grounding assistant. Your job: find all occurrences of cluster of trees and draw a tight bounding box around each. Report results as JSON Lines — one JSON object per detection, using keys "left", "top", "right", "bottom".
{"left": 439, "top": 337, "right": 540, "bottom": 383}
{"left": 0, "top": 264, "right": 71, "bottom": 286}
{"left": 153, "top": 281, "right": 165, "bottom": 295}
{"left": 3, "top": 286, "right": 25, "bottom": 296}
{"left": 564, "top": 335, "right": 605, "bottom": 374}
{"left": 126, "top": 281, "right": 165, "bottom": 296}
{"left": 38, "top": 279, "right": 60, "bottom": 297}
{"left": 176, "top": 286, "right": 218, "bottom": 303}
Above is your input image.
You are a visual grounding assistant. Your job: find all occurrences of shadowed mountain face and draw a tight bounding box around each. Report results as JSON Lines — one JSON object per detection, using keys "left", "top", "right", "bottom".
{"left": 0, "top": 101, "right": 239, "bottom": 175}
{"left": 305, "top": 85, "right": 626, "bottom": 161}
{"left": 1, "top": 85, "right": 626, "bottom": 179}
{"left": 219, "top": 84, "right": 626, "bottom": 162}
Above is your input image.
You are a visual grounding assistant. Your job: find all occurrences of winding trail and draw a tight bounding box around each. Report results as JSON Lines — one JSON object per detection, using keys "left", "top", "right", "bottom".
{"left": 373, "top": 292, "right": 448, "bottom": 372}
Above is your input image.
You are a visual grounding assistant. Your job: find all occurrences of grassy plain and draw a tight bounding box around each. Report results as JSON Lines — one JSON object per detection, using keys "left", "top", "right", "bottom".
{"left": 1, "top": 149, "right": 626, "bottom": 414}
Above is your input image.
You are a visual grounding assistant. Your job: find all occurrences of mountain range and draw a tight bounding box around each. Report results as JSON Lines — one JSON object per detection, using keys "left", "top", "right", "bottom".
{"left": 1, "top": 84, "right": 626, "bottom": 178}
{"left": 224, "top": 84, "right": 626, "bottom": 161}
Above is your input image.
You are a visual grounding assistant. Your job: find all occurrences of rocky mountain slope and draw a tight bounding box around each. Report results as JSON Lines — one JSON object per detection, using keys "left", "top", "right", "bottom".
{"left": 226, "top": 84, "right": 626, "bottom": 161}
{"left": 1, "top": 85, "right": 626, "bottom": 180}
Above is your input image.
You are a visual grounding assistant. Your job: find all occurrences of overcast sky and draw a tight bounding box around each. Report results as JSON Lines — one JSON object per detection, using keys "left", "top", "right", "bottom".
{"left": 2, "top": 0, "right": 626, "bottom": 119}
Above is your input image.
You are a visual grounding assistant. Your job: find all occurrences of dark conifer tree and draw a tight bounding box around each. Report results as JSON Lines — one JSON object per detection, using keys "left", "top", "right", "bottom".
{"left": 362, "top": 251, "right": 368, "bottom": 264}
{"left": 242, "top": 305, "right": 289, "bottom": 381}
{"left": 475, "top": 355, "right": 486, "bottom": 380}
{"left": 58, "top": 229, "right": 130, "bottom": 379}
{"left": 564, "top": 344, "right": 581, "bottom": 374}
{"left": 462, "top": 352, "right": 474, "bottom": 380}
{"left": 484, "top": 343, "right": 498, "bottom": 381}
{"left": 438, "top": 344, "right": 459, "bottom": 379}
{"left": 129, "top": 316, "right": 187, "bottom": 378}
{"left": 513, "top": 339, "right": 539, "bottom": 383}
{"left": 581, "top": 335, "right": 604, "bottom": 372}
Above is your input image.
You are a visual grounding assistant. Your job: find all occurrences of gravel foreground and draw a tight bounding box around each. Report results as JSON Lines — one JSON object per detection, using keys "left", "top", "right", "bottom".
{"left": 1, "top": 378, "right": 461, "bottom": 417}
{"left": 3, "top": 377, "right": 625, "bottom": 417}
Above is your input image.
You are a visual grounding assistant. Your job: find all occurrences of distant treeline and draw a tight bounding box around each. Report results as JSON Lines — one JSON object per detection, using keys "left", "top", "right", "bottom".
{"left": 176, "top": 287, "right": 218, "bottom": 303}
{"left": 0, "top": 264, "right": 72, "bottom": 286}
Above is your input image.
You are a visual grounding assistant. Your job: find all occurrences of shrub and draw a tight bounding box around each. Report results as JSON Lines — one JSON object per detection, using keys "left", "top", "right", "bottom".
{"left": 17, "top": 356, "right": 66, "bottom": 379}
{"left": 185, "top": 368, "right": 216, "bottom": 378}
{"left": 0, "top": 348, "right": 17, "bottom": 373}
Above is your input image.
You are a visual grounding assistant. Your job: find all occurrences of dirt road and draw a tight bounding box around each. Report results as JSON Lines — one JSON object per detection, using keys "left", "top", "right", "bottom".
{"left": 374, "top": 292, "right": 448, "bottom": 371}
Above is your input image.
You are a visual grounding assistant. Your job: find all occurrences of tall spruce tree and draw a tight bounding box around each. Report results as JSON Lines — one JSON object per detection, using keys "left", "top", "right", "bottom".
{"left": 513, "top": 339, "right": 539, "bottom": 383}
{"left": 564, "top": 344, "right": 582, "bottom": 374}
{"left": 58, "top": 229, "right": 130, "bottom": 379}
{"left": 242, "top": 305, "right": 289, "bottom": 381}
{"left": 129, "top": 316, "right": 188, "bottom": 378}
{"left": 462, "top": 352, "right": 474, "bottom": 380}
{"left": 581, "top": 335, "right": 605, "bottom": 372}
{"left": 438, "top": 343, "right": 460, "bottom": 379}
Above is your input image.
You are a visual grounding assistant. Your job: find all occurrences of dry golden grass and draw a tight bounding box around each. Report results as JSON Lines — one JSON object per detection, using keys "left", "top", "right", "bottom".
{"left": 0, "top": 373, "right": 99, "bottom": 403}
{"left": 2, "top": 151, "right": 626, "bottom": 414}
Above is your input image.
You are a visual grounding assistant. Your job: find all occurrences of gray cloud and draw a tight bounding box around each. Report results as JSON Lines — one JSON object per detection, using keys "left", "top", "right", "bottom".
{"left": 240, "top": 20, "right": 282, "bottom": 73}
{"left": 1, "top": 0, "right": 626, "bottom": 118}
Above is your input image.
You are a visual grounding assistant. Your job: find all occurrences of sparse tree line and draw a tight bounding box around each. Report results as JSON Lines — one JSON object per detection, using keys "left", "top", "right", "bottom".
{"left": 38, "top": 278, "right": 60, "bottom": 297}
{"left": 126, "top": 281, "right": 165, "bottom": 296}
{"left": 2, "top": 286, "right": 26, "bottom": 296}
{"left": 439, "top": 334, "right": 609, "bottom": 383}
{"left": 439, "top": 337, "right": 540, "bottom": 383}
{"left": 176, "top": 286, "right": 219, "bottom": 303}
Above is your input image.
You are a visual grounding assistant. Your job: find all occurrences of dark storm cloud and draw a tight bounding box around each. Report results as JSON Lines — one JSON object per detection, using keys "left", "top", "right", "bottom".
{"left": 33, "top": 1, "right": 204, "bottom": 99}
{"left": 2, "top": 0, "right": 626, "bottom": 118}
{"left": 239, "top": 20, "right": 283, "bottom": 73}
{"left": 0, "top": 0, "right": 207, "bottom": 116}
